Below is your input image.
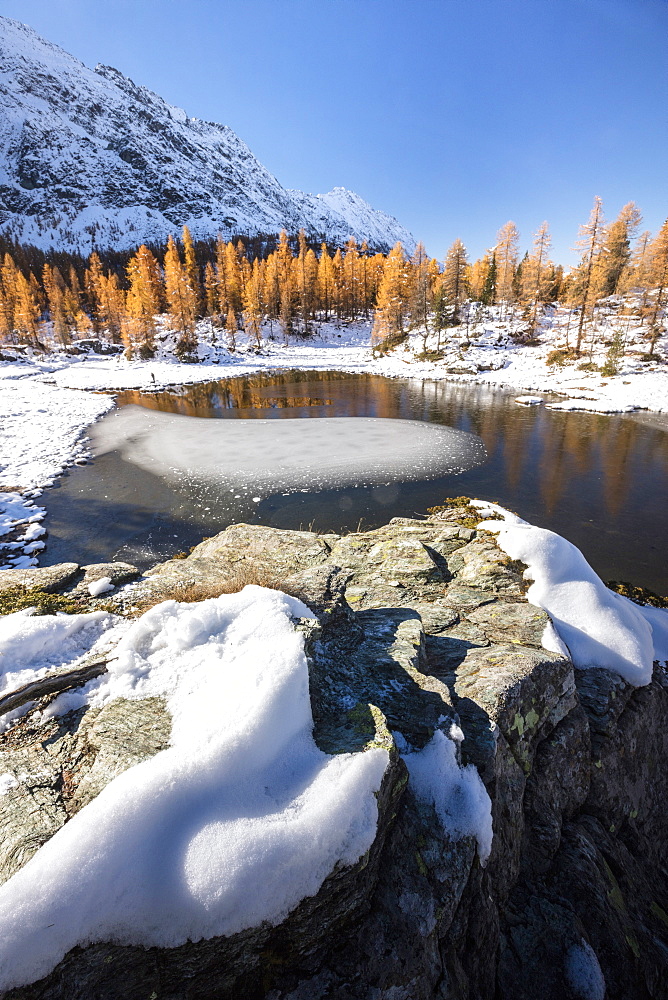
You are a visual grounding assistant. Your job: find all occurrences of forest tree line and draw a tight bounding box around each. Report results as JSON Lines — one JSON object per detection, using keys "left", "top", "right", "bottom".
{"left": 0, "top": 197, "right": 666, "bottom": 358}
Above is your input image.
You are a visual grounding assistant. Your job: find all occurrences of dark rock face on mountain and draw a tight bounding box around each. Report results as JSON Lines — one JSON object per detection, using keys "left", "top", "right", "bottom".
{"left": 1, "top": 509, "right": 667, "bottom": 999}
{"left": 0, "top": 17, "right": 416, "bottom": 254}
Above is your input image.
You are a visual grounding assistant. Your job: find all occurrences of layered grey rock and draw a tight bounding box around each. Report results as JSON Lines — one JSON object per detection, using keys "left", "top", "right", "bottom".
{"left": 0, "top": 561, "right": 139, "bottom": 596}
{"left": 1, "top": 507, "right": 666, "bottom": 999}
{"left": 0, "top": 563, "right": 80, "bottom": 594}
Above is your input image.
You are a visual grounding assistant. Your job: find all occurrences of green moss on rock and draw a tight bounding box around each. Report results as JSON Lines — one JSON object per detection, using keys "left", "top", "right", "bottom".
{"left": 0, "top": 587, "right": 82, "bottom": 616}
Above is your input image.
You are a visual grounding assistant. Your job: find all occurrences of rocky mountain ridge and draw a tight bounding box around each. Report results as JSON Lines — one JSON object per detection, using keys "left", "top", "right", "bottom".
{"left": 0, "top": 17, "right": 416, "bottom": 254}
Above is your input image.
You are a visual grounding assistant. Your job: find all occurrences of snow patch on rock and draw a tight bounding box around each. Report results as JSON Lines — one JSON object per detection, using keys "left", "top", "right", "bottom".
{"left": 0, "top": 587, "right": 390, "bottom": 992}
{"left": 565, "top": 939, "right": 606, "bottom": 1000}
{"left": 403, "top": 728, "right": 493, "bottom": 864}
{"left": 474, "top": 501, "right": 668, "bottom": 686}
{"left": 87, "top": 576, "right": 114, "bottom": 597}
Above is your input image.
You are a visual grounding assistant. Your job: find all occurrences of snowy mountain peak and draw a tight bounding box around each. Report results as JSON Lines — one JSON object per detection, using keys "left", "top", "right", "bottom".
{"left": 318, "top": 188, "right": 414, "bottom": 251}
{"left": 0, "top": 16, "right": 416, "bottom": 254}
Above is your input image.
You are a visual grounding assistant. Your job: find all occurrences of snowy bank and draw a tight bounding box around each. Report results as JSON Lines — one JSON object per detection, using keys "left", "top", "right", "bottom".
{"left": 0, "top": 374, "right": 113, "bottom": 569}
{"left": 372, "top": 299, "right": 668, "bottom": 414}
{"left": 474, "top": 501, "right": 668, "bottom": 686}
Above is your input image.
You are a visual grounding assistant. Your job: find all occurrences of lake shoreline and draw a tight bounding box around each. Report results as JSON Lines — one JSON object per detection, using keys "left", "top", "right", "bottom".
{"left": 1, "top": 328, "right": 667, "bottom": 582}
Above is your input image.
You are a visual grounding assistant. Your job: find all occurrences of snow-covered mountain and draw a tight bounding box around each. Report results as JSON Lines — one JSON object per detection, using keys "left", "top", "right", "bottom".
{"left": 0, "top": 17, "right": 416, "bottom": 255}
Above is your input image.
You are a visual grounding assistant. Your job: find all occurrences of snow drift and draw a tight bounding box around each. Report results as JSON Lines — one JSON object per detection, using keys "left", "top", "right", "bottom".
{"left": 475, "top": 502, "right": 668, "bottom": 686}
{"left": 0, "top": 588, "right": 390, "bottom": 990}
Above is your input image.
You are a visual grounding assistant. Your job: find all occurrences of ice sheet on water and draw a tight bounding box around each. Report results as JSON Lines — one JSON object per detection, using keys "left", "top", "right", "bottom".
{"left": 91, "top": 407, "right": 486, "bottom": 492}
{"left": 514, "top": 395, "right": 543, "bottom": 405}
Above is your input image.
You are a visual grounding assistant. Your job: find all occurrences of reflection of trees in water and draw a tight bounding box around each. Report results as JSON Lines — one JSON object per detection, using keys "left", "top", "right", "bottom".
{"left": 597, "top": 415, "right": 667, "bottom": 519}
{"left": 116, "top": 371, "right": 344, "bottom": 416}
{"left": 116, "top": 372, "right": 668, "bottom": 530}
{"left": 535, "top": 414, "right": 611, "bottom": 516}
{"left": 562, "top": 417, "right": 596, "bottom": 477}
{"left": 535, "top": 410, "right": 668, "bottom": 518}
{"left": 538, "top": 416, "right": 571, "bottom": 514}
{"left": 599, "top": 419, "right": 633, "bottom": 518}
{"left": 502, "top": 418, "right": 529, "bottom": 494}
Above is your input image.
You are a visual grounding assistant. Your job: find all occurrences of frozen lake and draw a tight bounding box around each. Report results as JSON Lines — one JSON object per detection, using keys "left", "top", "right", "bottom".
{"left": 41, "top": 371, "right": 668, "bottom": 594}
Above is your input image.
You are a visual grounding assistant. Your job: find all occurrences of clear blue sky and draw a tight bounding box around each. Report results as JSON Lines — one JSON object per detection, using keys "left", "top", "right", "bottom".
{"left": 1, "top": 0, "right": 667, "bottom": 264}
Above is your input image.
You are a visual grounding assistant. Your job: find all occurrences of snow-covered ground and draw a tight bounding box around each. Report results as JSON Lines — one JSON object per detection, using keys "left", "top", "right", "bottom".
{"left": 0, "top": 373, "right": 114, "bottom": 569}
{"left": 0, "top": 303, "right": 666, "bottom": 570}
{"left": 377, "top": 300, "right": 668, "bottom": 415}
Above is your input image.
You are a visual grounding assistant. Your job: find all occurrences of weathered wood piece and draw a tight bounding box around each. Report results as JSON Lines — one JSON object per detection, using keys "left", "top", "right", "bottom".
{"left": 0, "top": 658, "right": 110, "bottom": 717}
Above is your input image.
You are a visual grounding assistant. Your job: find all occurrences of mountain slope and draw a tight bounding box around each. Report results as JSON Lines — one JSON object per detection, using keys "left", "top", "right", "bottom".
{"left": 0, "top": 17, "right": 416, "bottom": 254}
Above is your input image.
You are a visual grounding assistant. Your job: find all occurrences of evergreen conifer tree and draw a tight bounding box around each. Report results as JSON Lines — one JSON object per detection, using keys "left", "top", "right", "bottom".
{"left": 481, "top": 253, "right": 497, "bottom": 305}
{"left": 442, "top": 239, "right": 469, "bottom": 323}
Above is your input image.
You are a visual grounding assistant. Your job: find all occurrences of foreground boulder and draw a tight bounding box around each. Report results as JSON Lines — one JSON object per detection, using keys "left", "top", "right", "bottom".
{"left": 1, "top": 506, "right": 667, "bottom": 999}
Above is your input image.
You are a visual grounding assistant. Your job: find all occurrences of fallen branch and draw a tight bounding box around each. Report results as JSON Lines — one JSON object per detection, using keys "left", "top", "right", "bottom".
{"left": 0, "top": 658, "right": 111, "bottom": 717}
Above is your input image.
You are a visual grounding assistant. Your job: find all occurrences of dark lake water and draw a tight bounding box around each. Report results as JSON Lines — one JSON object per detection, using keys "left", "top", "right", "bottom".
{"left": 41, "top": 370, "right": 668, "bottom": 595}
